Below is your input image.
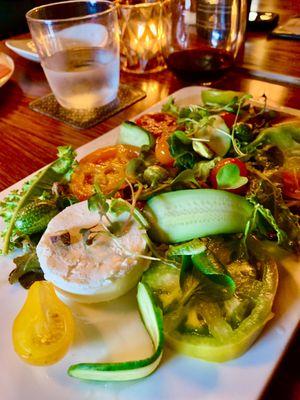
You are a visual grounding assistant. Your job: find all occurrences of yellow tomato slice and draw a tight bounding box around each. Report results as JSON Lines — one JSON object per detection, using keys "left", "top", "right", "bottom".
{"left": 155, "top": 134, "right": 175, "bottom": 167}
{"left": 12, "top": 281, "right": 74, "bottom": 366}
{"left": 135, "top": 113, "right": 177, "bottom": 166}
{"left": 70, "top": 144, "right": 139, "bottom": 200}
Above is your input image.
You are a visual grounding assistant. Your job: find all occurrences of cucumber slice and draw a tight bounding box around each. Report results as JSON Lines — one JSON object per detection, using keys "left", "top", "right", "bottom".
{"left": 118, "top": 121, "right": 155, "bottom": 148}
{"left": 68, "top": 282, "right": 164, "bottom": 381}
{"left": 142, "top": 261, "right": 181, "bottom": 311}
{"left": 144, "top": 189, "right": 254, "bottom": 243}
{"left": 15, "top": 200, "right": 58, "bottom": 235}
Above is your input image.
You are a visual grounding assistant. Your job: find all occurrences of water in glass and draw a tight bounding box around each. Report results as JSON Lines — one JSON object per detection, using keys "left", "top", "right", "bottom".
{"left": 43, "top": 48, "right": 119, "bottom": 109}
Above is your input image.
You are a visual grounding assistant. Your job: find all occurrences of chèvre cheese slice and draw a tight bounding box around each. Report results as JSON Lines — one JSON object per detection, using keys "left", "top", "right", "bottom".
{"left": 36, "top": 201, "right": 149, "bottom": 303}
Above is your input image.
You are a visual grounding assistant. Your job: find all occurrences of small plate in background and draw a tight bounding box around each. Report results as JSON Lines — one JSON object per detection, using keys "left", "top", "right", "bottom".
{"left": 5, "top": 39, "right": 39, "bottom": 62}
{"left": 0, "top": 53, "right": 14, "bottom": 88}
{"left": 5, "top": 24, "right": 108, "bottom": 64}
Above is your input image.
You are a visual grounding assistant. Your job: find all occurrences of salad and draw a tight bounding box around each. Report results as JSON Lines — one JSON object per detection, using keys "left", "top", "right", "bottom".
{"left": 0, "top": 89, "right": 299, "bottom": 381}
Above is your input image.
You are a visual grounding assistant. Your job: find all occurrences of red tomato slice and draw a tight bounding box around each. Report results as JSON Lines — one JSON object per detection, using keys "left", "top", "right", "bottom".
{"left": 220, "top": 112, "right": 236, "bottom": 129}
{"left": 210, "top": 158, "right": 248, "bottom": 194}
{"left": 135, "top": 113, "right": 178, "bottom": 137}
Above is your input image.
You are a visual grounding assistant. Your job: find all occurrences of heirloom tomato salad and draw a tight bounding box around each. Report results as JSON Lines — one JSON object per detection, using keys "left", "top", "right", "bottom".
{"left": 0, "top": 90, "right": 299, "bottom": 381}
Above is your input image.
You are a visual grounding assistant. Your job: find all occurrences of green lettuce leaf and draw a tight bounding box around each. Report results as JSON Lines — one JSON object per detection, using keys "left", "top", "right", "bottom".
{"left": 171, "top": 169, "right": 200, "bottom": 188}
{"left": 191, "top": 252, "right": 236, "bottom": 295}
{"left": 178, "top": 105, "right": 209, "bottom": 121}
{"left": 246, "top": 195, "right": 287, "bottom": 245}
{"left": 161, "top": 97, "right": 180, "bottom": 117}
{"left": 168, "top": 131, "right": 196, "bottom": 170}
{"left": 0, "top": 146, "right": 77, "bottom": 254}
{"left": 246, "top": 177, "right": 299, "bottom": 250}
{"left": 246, "top": 123, "right": 300, "bottom": 155}
{"left": 88, "top": 184, "right": 109, "bottom": 214}
{"left": 193, "top": 157, "right": 221, "bottom": 182}
{"left": 9, "top": 248, "right": 43, "bottom": 289}
{"left": 167, "top": 239, "right": 206, "bottom": 257}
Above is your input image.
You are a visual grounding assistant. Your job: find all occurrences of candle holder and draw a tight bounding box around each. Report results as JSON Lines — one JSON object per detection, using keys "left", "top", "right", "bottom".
{"left": 118, "top": 0, "right": 171, "bottom": 74}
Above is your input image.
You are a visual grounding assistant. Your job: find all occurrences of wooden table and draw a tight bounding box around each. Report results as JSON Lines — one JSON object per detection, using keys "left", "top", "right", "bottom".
{"left": 0, "top": 0, "right": 299, "bottom": 399}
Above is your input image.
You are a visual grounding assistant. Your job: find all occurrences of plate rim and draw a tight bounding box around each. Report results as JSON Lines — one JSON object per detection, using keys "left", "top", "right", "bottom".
{"left": 5, "top": 39, "right": 40, "bottom": 63}
{"left": 0, "top": 52, "right": 15, "bottom": 87}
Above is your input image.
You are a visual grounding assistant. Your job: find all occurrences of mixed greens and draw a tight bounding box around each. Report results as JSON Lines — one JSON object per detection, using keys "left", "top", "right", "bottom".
{"left": 1, "top": 89, "right": 299, "bottom": 380}
{"left": 0, "top": 146, "right": 77, "bottom": 286}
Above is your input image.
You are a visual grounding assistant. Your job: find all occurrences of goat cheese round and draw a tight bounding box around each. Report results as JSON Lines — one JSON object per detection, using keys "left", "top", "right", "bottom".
{"left": 36, "top": 201, "right": 149, "bottom": 303}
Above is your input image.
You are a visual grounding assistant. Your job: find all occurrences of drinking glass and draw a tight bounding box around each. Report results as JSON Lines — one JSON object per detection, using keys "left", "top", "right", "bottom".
{"left": 26, "top": 1, "right": 119, "bottom": 110}
{"left": 118, "top": 0, "right": 171, "bottom": 74}
{"left": 167, "top": 0, "right": 247, "bottom": 80}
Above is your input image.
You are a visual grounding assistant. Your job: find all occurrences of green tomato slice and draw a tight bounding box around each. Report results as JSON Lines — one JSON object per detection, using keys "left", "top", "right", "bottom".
{"left": 143, "top": 257, "right": 278, "bottom": 362}
{"left": 167, "top": 259, "right": 278, "bottom": 362}
{"left": 201, "top": 90, "right": 245, "bottom": 106}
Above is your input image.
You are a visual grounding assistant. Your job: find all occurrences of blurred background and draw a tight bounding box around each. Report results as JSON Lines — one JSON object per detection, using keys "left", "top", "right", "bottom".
{"left": 0, "top": 1, "right": 68, "bottom": 39}
{"left": 1, "top": 0, "right": 299, "bottom": 40}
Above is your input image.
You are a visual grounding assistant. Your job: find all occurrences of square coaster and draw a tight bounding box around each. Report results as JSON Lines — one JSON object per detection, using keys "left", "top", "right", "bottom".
{"left": 29, "top": 84, "right": 146, "bottom": 129}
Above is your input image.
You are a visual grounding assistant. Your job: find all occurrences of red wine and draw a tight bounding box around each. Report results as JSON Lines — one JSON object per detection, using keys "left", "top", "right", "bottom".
{"left": 166, "top": 48, "right": 234, "bottom": 81}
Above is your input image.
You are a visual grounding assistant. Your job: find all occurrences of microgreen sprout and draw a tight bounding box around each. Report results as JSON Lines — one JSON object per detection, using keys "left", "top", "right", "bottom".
{"left": 231, "top": 94, "right": 253, "bottom": 157}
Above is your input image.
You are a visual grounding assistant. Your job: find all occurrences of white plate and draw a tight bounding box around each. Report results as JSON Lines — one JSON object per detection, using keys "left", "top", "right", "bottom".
{"left": 5, "top": 39, "right": 39, "bottom": 62}
{"left": 0, "top": 53, "right": 14, "bottom": 87}
{"left": 0, "top": 86, "right": 299, "bottom": 400}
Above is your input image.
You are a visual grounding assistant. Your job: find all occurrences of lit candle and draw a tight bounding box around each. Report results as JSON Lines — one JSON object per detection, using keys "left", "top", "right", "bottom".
{"left": 119, "top": 0, "right": 170, "bottom": 73}
{"left": 129, "top": 20, "right": 166, "bottom": 59}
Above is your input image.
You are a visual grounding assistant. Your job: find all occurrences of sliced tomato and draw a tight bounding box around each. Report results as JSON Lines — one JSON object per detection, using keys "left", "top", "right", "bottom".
{"left": 12, "top": 281, "right": 74, "bottom": 366}
{"left": 155, "top": 134, "right": 174, "bottom": 166}
{"left": 135, "top": 112, "right": 177, "bottom": 167}
{"left": 70, "top": 144, "right": 139, "bottom": 200}
{"left": 210, "top": 158, "right": 248, "bottom": 194}
{"left": 220, "top": 112, "right": 236, "bottom": 129}
{"left": 143, "top": 256, "right": 278, "bottom": 362}
{"left": 135, "top": 113, "right": 178, "bottom": 137}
